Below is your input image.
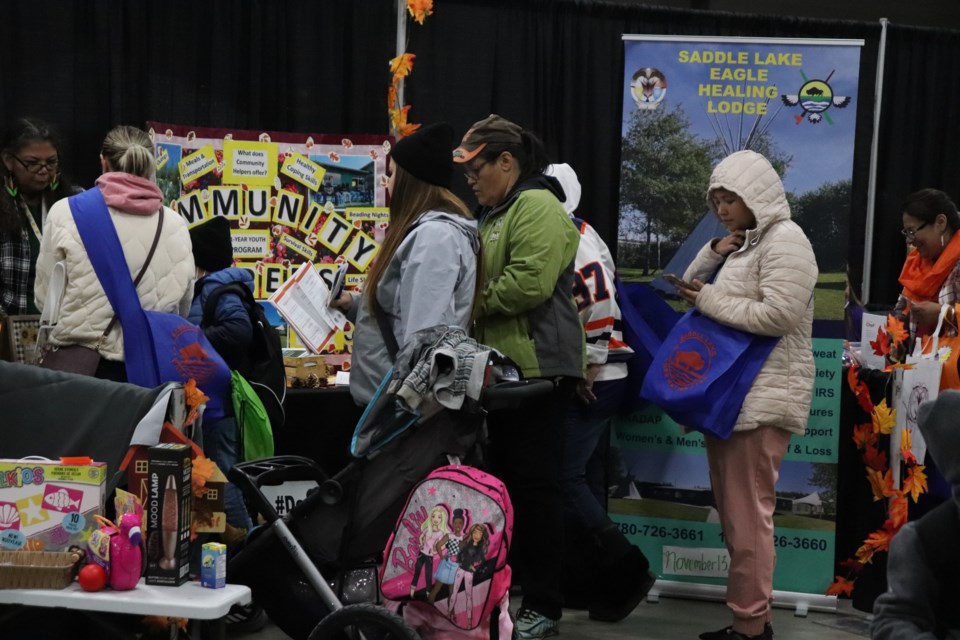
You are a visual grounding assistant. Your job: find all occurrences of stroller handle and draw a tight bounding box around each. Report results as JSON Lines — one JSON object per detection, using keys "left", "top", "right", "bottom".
{"left": 481, "top": 378, "right": 555, "bottom": 411}
{"left": 228, "top": 456, "right": 331, "bottom": 522}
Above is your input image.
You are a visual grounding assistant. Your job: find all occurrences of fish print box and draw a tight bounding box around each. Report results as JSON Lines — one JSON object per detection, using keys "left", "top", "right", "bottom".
{"left": 0, "top": 459, "right": 106, "bottom": 552}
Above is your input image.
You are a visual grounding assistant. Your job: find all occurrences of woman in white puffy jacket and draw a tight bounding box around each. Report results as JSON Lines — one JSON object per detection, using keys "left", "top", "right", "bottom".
{"left": 676, "top": 150, "right": 818, "bottom": 640}
{"left": 35, "top": 126, "right": 194, "bottom": 382}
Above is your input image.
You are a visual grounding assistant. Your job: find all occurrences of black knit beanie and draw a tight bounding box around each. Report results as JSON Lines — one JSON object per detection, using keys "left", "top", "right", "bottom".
{"left": 390, "top": 122, "right": 455, "bottom": 189}
{"left": 190, "top": 216, "right": 233, "bottom": 272}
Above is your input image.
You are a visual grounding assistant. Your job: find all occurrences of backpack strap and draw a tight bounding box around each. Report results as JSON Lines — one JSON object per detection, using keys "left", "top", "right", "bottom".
{"left": 201, "top": 281, "right": 254, "bottom": 329}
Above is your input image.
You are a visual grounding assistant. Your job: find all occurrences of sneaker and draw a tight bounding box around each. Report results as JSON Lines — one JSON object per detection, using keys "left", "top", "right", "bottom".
{"left": 514, "top": 608, "right": 559, "bottom": 640}
{"left": 225, "top": 603, "right": 268, "bottom": 634}
{"left": 699, "top": 622, "right": 773, "bottom": 640}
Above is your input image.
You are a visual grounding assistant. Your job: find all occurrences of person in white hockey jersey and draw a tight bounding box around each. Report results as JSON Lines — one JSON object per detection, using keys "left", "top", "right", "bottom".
{"left": 546, "top": 163, "right": 655, "bottom": 623}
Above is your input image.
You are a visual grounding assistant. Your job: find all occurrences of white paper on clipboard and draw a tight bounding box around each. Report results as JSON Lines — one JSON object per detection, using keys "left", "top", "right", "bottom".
{"left": 269, "top": 262, "right": 348, "bottom": 353}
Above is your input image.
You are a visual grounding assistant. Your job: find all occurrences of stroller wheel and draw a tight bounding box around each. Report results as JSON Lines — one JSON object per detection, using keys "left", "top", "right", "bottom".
{"left": 308, "top": 603, "right": 420, "bottom": 640}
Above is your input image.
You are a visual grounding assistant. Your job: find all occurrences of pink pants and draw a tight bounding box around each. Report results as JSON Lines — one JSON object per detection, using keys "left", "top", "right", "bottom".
{"left": 706, "top": 425, "right": 792, "bottom": 637}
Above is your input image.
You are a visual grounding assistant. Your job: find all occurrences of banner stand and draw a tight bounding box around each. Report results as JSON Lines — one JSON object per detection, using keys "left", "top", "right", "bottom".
{"left": 648, "top": 580, "right": 839, "bottom": 615}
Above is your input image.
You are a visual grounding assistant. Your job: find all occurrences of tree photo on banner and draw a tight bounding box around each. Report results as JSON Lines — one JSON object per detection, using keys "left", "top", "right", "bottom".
{"left": 612, "top": 35, "right": 863, "bottom": 602}
{"left": 148, "top": 122, "right": 393, "bottom": 354}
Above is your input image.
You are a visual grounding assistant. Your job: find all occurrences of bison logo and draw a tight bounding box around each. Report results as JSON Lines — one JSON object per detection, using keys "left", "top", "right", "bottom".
{"left": 663, "top": 331, "right": 716, "bottom": 391}
{"left": 171, "top": 324, "right": 217, "bottom": 384}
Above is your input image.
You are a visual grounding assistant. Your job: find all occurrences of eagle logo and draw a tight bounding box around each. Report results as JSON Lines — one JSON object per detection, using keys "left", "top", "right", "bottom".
{"left": 781, "top": 71, "right": 851, "bottom": 124}
{"left": 630, "top": 67, "right": 667, "bottom": 111}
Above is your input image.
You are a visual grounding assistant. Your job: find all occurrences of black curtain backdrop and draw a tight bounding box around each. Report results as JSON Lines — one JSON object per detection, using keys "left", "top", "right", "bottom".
{"left": 869, "top": 25, "right": 960, "bottom": 305}
{"left": 0, "top": 0, "right": 955, "bottom": 305}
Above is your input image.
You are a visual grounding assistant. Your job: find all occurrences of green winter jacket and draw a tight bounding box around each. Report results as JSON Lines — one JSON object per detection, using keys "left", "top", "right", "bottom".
{"left": 476, "top": 175, "right": 585, "bottom": 379}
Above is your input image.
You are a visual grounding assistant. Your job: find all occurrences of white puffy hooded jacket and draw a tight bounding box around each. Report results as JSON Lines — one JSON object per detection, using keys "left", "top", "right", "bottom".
{"left": 683, "top": 150, "right": 818, "bottom": 435}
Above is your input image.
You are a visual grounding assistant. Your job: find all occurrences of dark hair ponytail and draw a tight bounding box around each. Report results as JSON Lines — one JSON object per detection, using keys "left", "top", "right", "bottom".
{"left": 518, "top": 130, "right": 550, "bottom": 180}
{"left": 478, "top": 128, "right": 551, "bottom": 183}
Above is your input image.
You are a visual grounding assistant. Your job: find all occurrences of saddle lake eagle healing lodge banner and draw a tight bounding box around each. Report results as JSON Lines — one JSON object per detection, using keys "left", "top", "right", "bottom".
{"left": 613, "top": 36, "right": 862, "bottom": 601}
{"left": 147, "top": 122, "right": 394, "bottom": 354}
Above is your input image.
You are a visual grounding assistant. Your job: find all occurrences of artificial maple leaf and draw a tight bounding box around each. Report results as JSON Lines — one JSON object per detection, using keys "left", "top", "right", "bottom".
{"left": 406, "top": 0, "right": 434, "bottom": 25}
{"left": 871, "top": 399, "right": 896, "bottom": 435}
{"left": 839, "top": 558, "right": 865, "bottom": 573}
{"left": 870, "top": 326, "right": 890, "bottom": 356}
{"left": 191, "top": 455, "right": 216, "bottom": 497}
{"left": 855, "top": 541, "right": 875, "bottom": 564}
{"left": 852, "top": 423, "right": 876, "bottom": 450}
{"left": 389, "top": 53, "right": 416, "bottom": 80}
{"left": 183, "top": 379, "right": 210, "bottom": 426}
{"left": 903, "top": 465, "right": 929, "bottom": 502}
{"left": 387, "top": 84, "right": 397, "bottom": 110}
{"left": 886, "top": 314, "right": 909, "bottom": 346}
{"left": 846, "top": 365, "right": 860, "bottom": 394}
{"left": 863, "top": 444, "right": 888, "bottom": 471}
{"left": 866, "top": 467, "right": 895, "bottom": 502}
{"left": 847, "top": 366, "right": 875, "bottom": 414}
{"left": 390, "top": 104, "right": 411, "bottom": 130}
{"left": 864, "top": 524, "right": 895, "bottom": 554}
{"left": 889, "top": 495, "right": 909, "bottom": 529}
{"left": 900, "top": 429, "right": 918, "bottom": 465}
{"left": 396, "top": 121, "right": 422, "bottom": 138}
{"left": 826, "top": 576, "right": 855, "bottom": 597}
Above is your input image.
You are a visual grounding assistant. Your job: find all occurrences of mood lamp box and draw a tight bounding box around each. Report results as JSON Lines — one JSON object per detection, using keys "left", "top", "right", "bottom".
{"left": 0, "top": 458, "right": 106, "bottom": 552}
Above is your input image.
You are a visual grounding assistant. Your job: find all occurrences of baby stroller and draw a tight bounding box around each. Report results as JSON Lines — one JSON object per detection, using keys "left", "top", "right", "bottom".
{"left": 227, "top": 328, "right": 552, "bottom": 640}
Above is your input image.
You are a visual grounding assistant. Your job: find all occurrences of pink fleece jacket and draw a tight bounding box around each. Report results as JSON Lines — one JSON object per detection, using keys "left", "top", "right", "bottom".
{"left": 96, "top": 172, "right": 163, "bottom": 215}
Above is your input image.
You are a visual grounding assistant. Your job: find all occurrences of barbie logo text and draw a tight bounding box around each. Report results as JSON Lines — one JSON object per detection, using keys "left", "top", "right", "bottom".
{"left": 390, "top": 506, "right": 428, "bottom": 571}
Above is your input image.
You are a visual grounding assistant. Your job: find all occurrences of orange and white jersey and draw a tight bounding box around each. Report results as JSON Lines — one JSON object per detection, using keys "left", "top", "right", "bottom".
{"left": 572, "top": 218, "right": 633, "bottom": 381}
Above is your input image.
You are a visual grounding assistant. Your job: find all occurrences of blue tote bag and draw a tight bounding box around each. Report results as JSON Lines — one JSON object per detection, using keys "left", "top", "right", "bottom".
{"left": 640, "top": 308, "right": 779, "bottom": 439}
{"left": 69, "top": 188, "right": 231, "bottom": 420}
{"left": 615, "top": 279, "right": 680, "bottom": 414}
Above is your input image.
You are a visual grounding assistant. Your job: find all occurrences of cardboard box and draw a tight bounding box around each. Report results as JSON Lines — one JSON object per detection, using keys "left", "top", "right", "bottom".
{"left": 284, "top": 354, "right": 329, "bottom": 387}
{"left": 0, "top": 458, "right": 106, "bottom": 552}
{"left": 200, "top": 542, "right": 226, "bottom": 589}
{"left": 145, "top": 444, "right": 192, "bottom": 586}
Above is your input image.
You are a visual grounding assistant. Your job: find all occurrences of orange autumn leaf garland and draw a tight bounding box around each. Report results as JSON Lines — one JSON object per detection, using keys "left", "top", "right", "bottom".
{"left": 406, "top": 0, "right": 434, "bottom": 25}
{"left": 388, "top": 4, "right": 433, "bottom": 138}
{"left": 827, "top": 364, "right": 929, "bottom": 597}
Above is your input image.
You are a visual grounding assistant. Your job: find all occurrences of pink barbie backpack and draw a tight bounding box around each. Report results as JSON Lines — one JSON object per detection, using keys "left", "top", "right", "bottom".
{"left": 381, "top": 465, "right": 513, "bottom": 635}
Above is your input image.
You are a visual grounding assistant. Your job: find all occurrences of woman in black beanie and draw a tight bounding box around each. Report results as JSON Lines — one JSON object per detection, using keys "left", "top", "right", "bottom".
{"left": 334, "top": 123, "right": 482, "bottom": 406}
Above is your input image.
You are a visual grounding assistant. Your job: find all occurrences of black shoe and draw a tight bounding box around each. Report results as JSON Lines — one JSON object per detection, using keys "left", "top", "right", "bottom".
{"left": 225, "top": 603, "right": 268, "bottom": 634}
{"left": 588, "top": 568, "right": 657, "bottom": 622}
{"left": 699, "top": 623, "right": 773, "bottom": 640}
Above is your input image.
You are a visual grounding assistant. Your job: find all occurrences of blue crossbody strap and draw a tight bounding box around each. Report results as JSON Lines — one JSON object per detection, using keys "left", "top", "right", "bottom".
{"left": 68, "top": 188, "right": 161, "bottom": 387}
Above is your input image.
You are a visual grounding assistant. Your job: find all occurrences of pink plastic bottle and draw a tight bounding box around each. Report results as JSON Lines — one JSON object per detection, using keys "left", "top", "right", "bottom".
{"left": 109, "top": 513, "right": 143, "bottom": 590}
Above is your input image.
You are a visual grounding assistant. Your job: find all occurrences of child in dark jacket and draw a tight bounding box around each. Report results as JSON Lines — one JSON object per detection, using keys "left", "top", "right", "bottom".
{"left": 187, "top": 216, "right": 254, "bottom": 534}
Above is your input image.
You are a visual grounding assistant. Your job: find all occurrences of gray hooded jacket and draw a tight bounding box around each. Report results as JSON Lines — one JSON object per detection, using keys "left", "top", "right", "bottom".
{"left": 872, "top": 390, "right": 960, "bottom": 640}
{"left": 348, "top": 211, "right": 479, "bottom": 406}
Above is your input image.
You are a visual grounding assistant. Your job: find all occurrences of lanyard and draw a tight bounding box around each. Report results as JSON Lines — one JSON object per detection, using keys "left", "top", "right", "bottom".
{"left": 19, "top": 197, "right": 46, "bottom": 242}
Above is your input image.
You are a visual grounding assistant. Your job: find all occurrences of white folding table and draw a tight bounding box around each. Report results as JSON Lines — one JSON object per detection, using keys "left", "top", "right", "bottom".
{"left": 0, "top": 579, "right": 251, "bottom": 639}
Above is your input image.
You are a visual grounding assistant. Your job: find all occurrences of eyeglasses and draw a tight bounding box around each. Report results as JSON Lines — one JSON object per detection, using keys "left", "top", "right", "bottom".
{"left": 13, "top": 155, "right": 59, "bottom": 174}
{"left": 901, "top": 222, "right": 928, "bottom": 240}
{"left": 462, "top": 159, "right": 490, "bottom": 183}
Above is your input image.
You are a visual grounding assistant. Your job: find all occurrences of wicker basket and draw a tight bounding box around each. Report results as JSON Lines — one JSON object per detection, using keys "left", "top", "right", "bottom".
{"left": 0, "top": 550, "right": 84, "bottom": 589}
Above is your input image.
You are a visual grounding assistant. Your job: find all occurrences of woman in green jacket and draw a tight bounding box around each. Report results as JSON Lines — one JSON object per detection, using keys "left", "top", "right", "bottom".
{"left": 453, "top": 114, "right": 584, "bottom": 640}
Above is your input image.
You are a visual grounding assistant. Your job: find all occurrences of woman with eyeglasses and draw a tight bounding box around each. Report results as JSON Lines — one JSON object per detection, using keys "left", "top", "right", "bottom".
{"left": 894, "top": 189, "right": 960, "bottom": 339}
{"left": 0, "top": 117, "right": 77, "bottom": 315}
{"left": 452, "top": 115, "right": 584, "bottom": 640}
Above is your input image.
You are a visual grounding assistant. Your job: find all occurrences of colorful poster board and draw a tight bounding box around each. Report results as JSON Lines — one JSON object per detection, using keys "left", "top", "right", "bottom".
{"left": 149, "top": 122, "right": 393, "bottom": 354}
